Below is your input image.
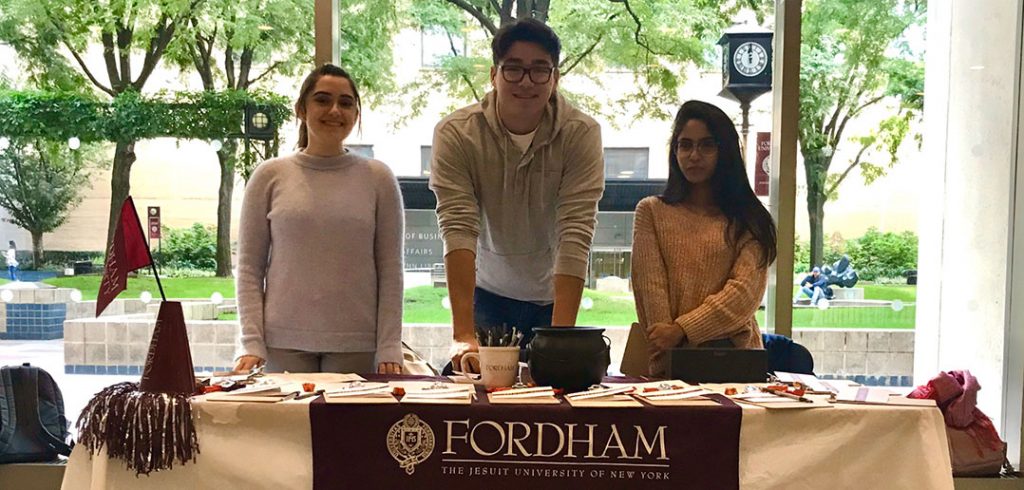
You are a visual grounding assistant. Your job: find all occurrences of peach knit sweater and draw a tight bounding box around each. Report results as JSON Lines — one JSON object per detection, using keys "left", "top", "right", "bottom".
{"left": 631, "top": 196, "right": 766, "bottom": 375}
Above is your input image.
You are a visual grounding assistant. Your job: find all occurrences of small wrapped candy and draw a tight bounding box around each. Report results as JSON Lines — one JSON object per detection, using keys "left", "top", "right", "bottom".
{"left": 302, "top": 382, "right": 316, "bottom": 393}
{"left": 392, "top": 387, "right": 406, "bottom": 396}
{"left": 724, "top": 387, "right": 738, "bottom": 396}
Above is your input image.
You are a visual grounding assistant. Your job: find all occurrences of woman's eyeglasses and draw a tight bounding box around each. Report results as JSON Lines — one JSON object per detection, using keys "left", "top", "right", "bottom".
{"left": 676, "top": 138, "right": 719, "bottom": 156}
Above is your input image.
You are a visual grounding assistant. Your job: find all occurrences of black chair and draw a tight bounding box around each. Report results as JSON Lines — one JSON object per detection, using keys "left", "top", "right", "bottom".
{"left": 762, "top": 333, "right": 814, "bottom": 375}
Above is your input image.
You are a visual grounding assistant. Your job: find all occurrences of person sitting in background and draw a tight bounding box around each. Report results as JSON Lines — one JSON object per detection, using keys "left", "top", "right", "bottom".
{"left": 797, "top": 266, "right": 829, "bottom": 305}
{"left": 6, "top": 241, "right": 17, "bottom": 281}
{"left": 631, "top": 100, "right": 777, "bottom": 377}
{"left": 233, "top": 64, "right": 404, "bottom": 375}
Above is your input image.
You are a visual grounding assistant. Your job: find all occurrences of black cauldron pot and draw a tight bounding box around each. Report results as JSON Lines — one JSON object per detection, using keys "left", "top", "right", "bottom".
{"left": 527, "top": 327, "right": 610, "bottom": 393}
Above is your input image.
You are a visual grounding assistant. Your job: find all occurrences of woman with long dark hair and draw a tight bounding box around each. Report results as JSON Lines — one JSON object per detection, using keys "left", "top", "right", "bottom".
{"left": 234, "top": 64, "right": 404, "bottom": 374}
{"left": 631, "top": 100, "right": 777, "bottom": 376}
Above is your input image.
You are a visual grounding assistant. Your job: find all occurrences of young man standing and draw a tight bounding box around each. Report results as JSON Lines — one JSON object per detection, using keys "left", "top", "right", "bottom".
{"left": 429, "top": 19, "right": 605, "bottom": 372}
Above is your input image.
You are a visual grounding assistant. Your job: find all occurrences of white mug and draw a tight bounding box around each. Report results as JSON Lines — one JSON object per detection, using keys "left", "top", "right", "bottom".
{"left": 460, "top": 346, "right": 520, "bottom": 389}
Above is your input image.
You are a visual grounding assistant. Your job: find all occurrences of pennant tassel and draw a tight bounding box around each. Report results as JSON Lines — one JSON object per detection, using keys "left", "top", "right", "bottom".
{"left": 76, "top": 382, "right": 198, "bottom": 476}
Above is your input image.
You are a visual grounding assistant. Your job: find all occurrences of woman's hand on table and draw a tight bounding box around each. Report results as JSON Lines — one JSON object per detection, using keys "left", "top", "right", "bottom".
{"left": 646, "top": 322, "right": 685, "bottom": 352}
{"left": 377, "top": 362, "right": 402, "bottom": 374}
{"left": 234, "top": 355, "right": 264, "bottom": 373}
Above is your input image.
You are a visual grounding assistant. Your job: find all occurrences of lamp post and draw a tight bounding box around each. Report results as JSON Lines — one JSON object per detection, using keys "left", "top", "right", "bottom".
{"left": 718, "top": 25, "right": 774, "bottom": 155}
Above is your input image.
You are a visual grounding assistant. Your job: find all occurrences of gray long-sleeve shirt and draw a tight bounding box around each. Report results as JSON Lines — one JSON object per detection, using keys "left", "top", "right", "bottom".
{"left": 236, "top": 150, "right": 404, "bottom": 365}
{"left": 429, "top": 91, "right": 605, "bottom": 303}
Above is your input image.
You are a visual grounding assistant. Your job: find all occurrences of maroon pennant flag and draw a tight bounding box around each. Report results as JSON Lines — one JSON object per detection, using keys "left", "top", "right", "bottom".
{"left": 97, "top": 197, "right": 153, "bottom": 317}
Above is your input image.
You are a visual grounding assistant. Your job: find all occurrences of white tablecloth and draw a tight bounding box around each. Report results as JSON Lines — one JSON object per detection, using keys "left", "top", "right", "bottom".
{"left": 61, "top": 376, "right": 954, "bottom": 490}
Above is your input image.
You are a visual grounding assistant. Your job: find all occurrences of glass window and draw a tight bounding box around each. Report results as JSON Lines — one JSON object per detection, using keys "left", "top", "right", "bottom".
{"left": 421, "top": 28, "right": 465, "bottom": 68}
{"left": 420, "top": 146, "right": 432, "bottom": 176}
{"left": 604, "top": 147, "right": 649, "bottom": 180}
{"left": 347, "top": 144, "right": 374, "bottom": 159}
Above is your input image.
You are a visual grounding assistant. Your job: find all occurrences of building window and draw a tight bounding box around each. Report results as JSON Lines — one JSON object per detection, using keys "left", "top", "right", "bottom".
{"left": 605, "top": 147, "right": 649, "bottom": 180}
{"left": 347, "top": 144, "right": 374, "bottom": 159}
{"left": 422, "top": 28, "right": 465, "bottom": 68}
{"left": 420, "top": 146, "right": 432, "bottom": 176}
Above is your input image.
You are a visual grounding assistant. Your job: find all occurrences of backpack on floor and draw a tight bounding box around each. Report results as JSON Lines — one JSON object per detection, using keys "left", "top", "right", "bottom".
{"left": 0, "top": 363, "right": 73, "bottom": 463}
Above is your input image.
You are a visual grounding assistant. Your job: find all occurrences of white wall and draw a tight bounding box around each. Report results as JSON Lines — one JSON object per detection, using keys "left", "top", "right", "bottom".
{"left": 915, "top": 0, "right": 1023, "bottom": 464}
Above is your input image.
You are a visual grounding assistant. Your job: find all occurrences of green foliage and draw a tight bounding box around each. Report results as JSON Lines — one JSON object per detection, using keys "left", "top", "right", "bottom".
{"left": 846, "top": 227, "right": 918, "bottom": 281}
{"left": 793, "top": 236, "right": 843, "bottom": 273}
{"left": 798, "top": 0, "right": 925, "bottom": 266}
{"left": 0, "top": 89, "right": 290, "bottom": 143}
{"left": 0, "top": 138, "right": 100, "bottom": 266}
{"left": 400, "top": 0, "right": 766, "bottom": 122}
{"left": 40, "top": 250, "right": 105, "bottom": 268}
{"left": 795, "top": 228, "right": 918, "bottom": 280}
{"left": 156, "top": 223, "right": 218, "bottom": 271}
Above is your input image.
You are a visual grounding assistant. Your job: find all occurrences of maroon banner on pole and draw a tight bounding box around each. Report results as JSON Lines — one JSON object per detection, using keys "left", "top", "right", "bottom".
{"left": 311, "top": 377, "right": 741, "bottom": 490}
{"left": 754, "top": 132, "right": 771, "bottom": 196}
{"left": 97, "top": 197, "right": 154, "bottom": 317}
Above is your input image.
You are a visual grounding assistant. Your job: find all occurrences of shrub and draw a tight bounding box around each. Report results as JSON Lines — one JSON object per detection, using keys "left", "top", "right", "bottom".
{"left": 846, "top": 228, "right": 918, "bottom": 280}
{"left": 154, "top": 223, "right": 217, "bottom": 271}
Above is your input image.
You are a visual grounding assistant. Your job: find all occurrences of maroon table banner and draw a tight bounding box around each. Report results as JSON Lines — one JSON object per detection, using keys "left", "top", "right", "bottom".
{"left": 310, "top": 377, "right": 741, "bottom": 490}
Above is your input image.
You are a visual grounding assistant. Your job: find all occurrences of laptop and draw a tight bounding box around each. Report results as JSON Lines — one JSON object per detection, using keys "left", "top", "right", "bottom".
{"left": 667, "top": 348, "right": 768, "bottom": 383}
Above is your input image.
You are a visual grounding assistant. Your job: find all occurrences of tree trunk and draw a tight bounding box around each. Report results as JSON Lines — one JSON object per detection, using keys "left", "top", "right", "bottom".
{"left": 30, "top": 230, "right": 43, "bottom": 270}
{"left": 215, "top": 140, "right": 238, "bottom": 277}
{"left": 807, "top": 189, "right": 826, "bottom": 270}
{"left": 803, "top": 151, "right": 830, "bottom": 269}
{"left": 106, "top": 140, "right": 137, "bottom": 248}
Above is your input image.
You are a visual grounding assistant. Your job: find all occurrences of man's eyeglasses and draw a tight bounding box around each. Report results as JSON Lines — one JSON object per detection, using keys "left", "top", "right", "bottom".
{"left": 676, "top": 138, "right": 719, "bottom": 157}
{"left": 499, "top": 65, "right": 555, "bottom": 84}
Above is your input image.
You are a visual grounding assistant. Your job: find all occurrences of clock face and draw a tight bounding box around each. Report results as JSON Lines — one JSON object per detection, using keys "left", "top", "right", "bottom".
{"left": 733, "top": 42, "right": 768, "bottom": 77}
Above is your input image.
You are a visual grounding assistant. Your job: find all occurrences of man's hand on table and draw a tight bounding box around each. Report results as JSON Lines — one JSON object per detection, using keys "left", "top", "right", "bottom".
{"left": 233, "top": 355, "right": 264, "bottom": 373}
{"left": 377, "top": 362, "right": 402, "bottom": 374}
{"left": 450, "top": 337, "right": 480, "bottom": 373}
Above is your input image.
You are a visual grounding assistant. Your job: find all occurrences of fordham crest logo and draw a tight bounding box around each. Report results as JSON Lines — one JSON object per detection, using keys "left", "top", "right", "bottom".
{"left": 387, "top": 414, "right": 435, "bottom": 474}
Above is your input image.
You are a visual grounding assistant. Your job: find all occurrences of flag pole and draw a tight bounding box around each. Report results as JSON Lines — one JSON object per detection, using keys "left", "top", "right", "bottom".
{"left": 127, "top": 197, "right": 166, "bottom": 302}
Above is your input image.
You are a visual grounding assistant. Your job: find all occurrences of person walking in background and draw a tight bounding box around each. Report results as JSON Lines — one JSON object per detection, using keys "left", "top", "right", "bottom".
{"left": 5, "top": 241, "right": 18, "bottom": 281}
{"left": 233, "top": 64, "right": 405, "bottom": 375}
{"left": 631, "top": 100, "right": 777, "bottom": 377}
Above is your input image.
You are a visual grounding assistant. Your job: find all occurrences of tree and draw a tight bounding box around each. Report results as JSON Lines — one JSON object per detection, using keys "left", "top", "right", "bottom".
{"left": 798, "top": 0, "right": 925, "bottom": 267}
{"left": 166, "top": 0, "right": 311, "bottom": 277}
{"left": 401, "top": 0, "right": 765, "bottom": 122}
{"left": 0, "top": 139, "right": 98, "bottom": 268}
{"left": 166, "top": 0, "right": 401, "bottom": 277}
{"left": 0, "top": 0, "right": 199, "bottom": 251}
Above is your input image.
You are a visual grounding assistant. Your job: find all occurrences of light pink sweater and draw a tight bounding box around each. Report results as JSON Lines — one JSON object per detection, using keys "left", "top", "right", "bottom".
{"left": 236, "top": 151, "right": 404, "bottom": 364}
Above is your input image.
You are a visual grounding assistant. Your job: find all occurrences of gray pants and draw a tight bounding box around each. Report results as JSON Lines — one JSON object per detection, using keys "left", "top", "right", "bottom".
{"left": 265, "top": 347, "right": 375, "bottom": 374}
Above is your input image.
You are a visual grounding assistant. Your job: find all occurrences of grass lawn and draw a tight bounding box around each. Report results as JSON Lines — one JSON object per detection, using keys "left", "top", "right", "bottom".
{"left": 42, "top": 275, "right": 235, "bottom": 301}
{"left": 21, "top": 276, "right": 917, "bottom": 330}
{"left": 403, "top": 286, "right": 638, "bottom": 326}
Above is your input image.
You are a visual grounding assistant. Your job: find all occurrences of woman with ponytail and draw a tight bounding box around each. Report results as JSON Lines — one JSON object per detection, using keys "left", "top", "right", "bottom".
{"left": 631, "top": 100, "right": 777, "bottom": 376}
{"left": 234, "top": 64, "right": 404, "bottom": 375}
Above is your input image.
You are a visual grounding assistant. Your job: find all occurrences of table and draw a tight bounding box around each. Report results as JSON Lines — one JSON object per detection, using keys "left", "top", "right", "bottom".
{"left": 60, "top": 374, "right": 955, "bottom": 490}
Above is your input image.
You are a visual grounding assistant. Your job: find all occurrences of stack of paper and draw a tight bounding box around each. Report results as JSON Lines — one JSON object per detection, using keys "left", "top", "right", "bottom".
{"left": 324, "top": 382, "right": 397, "bottom": 404}
{"left": 488, "top": 386, "right": 559, "bottom": 405}
{"left": 730, "top": 391, "right": 832, "bottom": 409}
{"left": 833, "top": 387, "right": 935, "bottom": 407}
{"left": 634, "top": 385, "right": 713, "bottom": 406}
{"left": 774, "top": 372, "right": 861, "bottom": 394}
{"left": 564, "top": 386, "right": 642, "bottom": 408}
{"left": 400, "top": 384, "right": 475, "bottom": 405}
{"left": 203, "top": 384, "right": 298, "bottom": 403}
